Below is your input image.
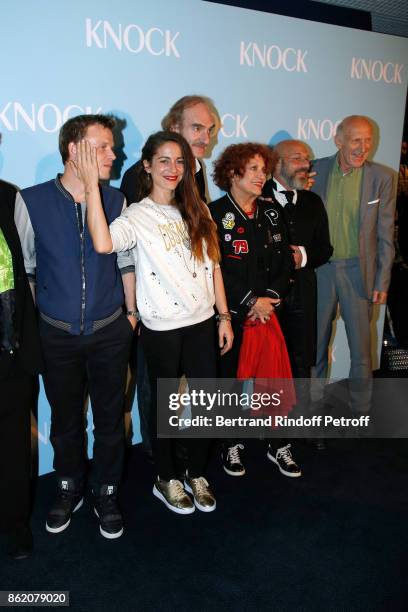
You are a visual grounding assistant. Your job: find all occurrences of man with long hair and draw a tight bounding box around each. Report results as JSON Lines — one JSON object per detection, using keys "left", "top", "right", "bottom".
{"left": 121, "top": 95, "right": 216, "bottom": 204}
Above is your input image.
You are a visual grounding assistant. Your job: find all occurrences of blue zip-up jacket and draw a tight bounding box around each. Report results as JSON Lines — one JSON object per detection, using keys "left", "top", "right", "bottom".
{"left": 19, "top": 177, "right": 125, "bottom": 335}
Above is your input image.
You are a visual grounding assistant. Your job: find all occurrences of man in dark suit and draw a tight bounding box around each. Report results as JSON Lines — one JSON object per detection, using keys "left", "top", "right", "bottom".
{"left": 120, "top": 96, "right": 216, "bottom": 462}
{"left": 311, "top": 116, "right": 395, "bottom": 420}
{"left": 263, "top": 139, "right": 332, "bottom": 465}
{"left": 0, "top": 177, "right": 43, "bottom": 559}
{"left": 120, "top": 95, "right": 215, "bottom": 205}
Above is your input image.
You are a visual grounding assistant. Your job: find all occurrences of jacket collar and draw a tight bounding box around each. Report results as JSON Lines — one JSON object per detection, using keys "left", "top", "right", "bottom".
{"left": 54, "top": 174, "right": 76, "bottom": 202}
{"left": 226, "top": 191, "right": 259, "bottom": 221}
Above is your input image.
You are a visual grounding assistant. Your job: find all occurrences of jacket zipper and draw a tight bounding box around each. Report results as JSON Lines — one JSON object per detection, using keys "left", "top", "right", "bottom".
{"left": 75, "top": 202, "right": 86, "bottom": 334}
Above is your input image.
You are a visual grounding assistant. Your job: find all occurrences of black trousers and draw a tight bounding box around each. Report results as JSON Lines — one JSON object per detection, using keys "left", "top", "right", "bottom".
{"left": 278, "top": 286, "right": 312, "bottom": 416}
{"left": 0, "top": 367, "right": 36, "bottom": 532}
{"left": 136, "top": 340, "right": 153, "bottom": 453}
{"left": 39, "top": 315, "right": 133, "bottom": 488}
{"left": 141, "top": 317, "right": 216, "bottom": 481}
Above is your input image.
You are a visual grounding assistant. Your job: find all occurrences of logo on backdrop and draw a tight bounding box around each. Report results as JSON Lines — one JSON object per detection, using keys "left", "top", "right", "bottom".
{"left": 240, "top": 42, "right": 307, "bottom": 72}
{"left": 351, "top": 58, "right": 404, "bottom": 84}
{"left": 297, "top": 118, "right": 340, "bottom": 141}
{"left": 0, "top": 103, "right": 102, "bottom": 133}
{"left": 85, "top": 18, "right": 180, "bottom": 58}
{"left": 220, "top": 113, "right": 249, "bottom": 138}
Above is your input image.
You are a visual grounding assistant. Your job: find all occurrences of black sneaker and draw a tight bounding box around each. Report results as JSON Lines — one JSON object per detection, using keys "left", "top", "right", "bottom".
{"left": 222, "top": 443, "right": 245, "bottom": 476}
{"left": 94, "top": 485, "right": 123, "bottom": 539}
{"left": 46, "top": 478, "right": 83, "bottom": 534}
{"left": 267, "top": 444, "right": 302, "bottom": 478}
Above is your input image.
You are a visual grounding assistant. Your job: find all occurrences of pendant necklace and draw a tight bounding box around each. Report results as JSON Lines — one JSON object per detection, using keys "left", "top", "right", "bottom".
{"left": 150, "top": 198, "right": 197, "bottom": 278}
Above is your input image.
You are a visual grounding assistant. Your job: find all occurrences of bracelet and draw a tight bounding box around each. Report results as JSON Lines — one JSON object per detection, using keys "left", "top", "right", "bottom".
{"left": 126, "top": 310, "right": 138, "bottom": 317}
{"left": 217, "top": 312, "right": 232, "bottom": 322}
{"left": 247, "top": 296, "right": 257, "bottom": 309}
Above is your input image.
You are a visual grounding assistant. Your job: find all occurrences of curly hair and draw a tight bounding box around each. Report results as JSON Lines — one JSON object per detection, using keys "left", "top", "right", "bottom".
{"left": 134, "top": 131, "right": 220, "bottom": 263}
{"left": 212, "top": 143, "right": 276, "bottom": 192}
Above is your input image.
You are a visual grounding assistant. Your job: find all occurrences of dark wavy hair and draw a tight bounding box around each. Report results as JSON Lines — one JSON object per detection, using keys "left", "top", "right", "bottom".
{"left": 133, "top": 131, "right": 220, "bottom": 263}
{"left": 212, "top": 143, "right": 276, "bottom": 192}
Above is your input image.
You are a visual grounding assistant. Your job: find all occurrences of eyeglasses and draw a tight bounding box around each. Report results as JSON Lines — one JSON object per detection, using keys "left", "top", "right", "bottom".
{"left": 282, "top": 155, "right": 311, "bottom": 164}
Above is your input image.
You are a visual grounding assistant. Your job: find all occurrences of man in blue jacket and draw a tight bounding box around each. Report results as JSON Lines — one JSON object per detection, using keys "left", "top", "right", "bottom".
{"left": 15, "top": 114, "right": 136, "bottom": 539}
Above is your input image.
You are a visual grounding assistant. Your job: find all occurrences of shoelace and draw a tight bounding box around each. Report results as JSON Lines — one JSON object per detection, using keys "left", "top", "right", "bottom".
{"left": 227, "top": 444, "right": 244, "bottom": 464}
{"left": 190, "top": 477, "right": 209, "bottom": 494}
{"left": 169, "top": 479, "right": 188, "bottom": 500}
{"left": 276, "top": 444, "right": 295, "bottom": 465}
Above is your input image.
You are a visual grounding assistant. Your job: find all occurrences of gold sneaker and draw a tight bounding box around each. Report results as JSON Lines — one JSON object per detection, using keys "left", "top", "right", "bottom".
{"left": 153, "top": 478, "right": 195, "bottom": 514}
{"left": 184, "top": 475, "right": 216, "bottom": 512}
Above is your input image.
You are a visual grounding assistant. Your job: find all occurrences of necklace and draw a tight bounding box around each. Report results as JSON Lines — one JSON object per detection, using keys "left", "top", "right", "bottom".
{"left": 149, "top": 198, "right": 197, "bottom": 278}
{"left": 227, "top": 192, "right": 258, "bottom": 220}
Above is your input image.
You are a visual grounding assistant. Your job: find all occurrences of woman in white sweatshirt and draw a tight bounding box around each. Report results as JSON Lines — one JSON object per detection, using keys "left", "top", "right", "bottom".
{"left": 76, "top": 130, "right": 233, "bottom": 515}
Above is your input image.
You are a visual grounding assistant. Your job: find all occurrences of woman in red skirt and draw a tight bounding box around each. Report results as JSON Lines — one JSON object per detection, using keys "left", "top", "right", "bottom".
{"left": 209, "top": 143, "right": 300, "bottom": 478}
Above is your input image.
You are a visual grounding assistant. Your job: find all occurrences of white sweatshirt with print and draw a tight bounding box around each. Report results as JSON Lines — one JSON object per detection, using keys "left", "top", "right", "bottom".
{"left": 109, "top": 196, "right": 215, "bottom": 331}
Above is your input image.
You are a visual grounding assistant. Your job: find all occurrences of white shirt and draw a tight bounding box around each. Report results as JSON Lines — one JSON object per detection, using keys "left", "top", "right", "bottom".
{"left": 273, "top": 178, "right": 307, "bottom": 268}
{"left": 109, "top": 197, "right": 216, "bottom": 331}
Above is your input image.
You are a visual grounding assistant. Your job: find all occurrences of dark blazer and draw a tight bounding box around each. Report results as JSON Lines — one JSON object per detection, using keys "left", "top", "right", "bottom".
{"left": 0, "top": 180, "right": 43, "bottom": 379}
{"left": 209, "top": 193, "right": 293, "bottom": 321}
{"left": 120, "top": 159, "right": 207, "bottom": 204}
{"left": 262, "top": 180, "right": 333, "bottom": 366}
{"left": 263, "top": 181, "right": 333, "bottom": 269}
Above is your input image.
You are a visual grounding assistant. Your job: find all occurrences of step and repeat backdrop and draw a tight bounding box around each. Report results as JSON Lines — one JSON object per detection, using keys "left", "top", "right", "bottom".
{"left": 1, "top": 0, "right": 407, "bottom": 474}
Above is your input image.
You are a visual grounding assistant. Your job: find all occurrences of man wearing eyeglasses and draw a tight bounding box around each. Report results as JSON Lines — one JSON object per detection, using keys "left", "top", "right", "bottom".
{"left": 262, "top": 139, "right": 332, "bottom": 464}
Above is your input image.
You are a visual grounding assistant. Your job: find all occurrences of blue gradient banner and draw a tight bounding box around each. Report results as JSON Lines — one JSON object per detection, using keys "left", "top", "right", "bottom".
{"left": 1, "top": 0, "right": 407, "bottom": 473}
